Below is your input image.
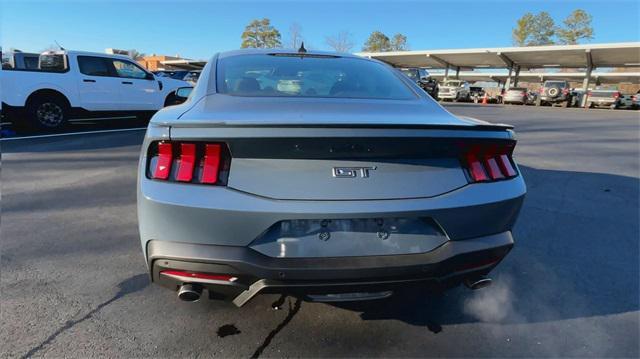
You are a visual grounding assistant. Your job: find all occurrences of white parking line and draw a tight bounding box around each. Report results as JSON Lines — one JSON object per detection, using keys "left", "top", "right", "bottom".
{"left": 0, "top": 127, "right": 147, "bottom": 141}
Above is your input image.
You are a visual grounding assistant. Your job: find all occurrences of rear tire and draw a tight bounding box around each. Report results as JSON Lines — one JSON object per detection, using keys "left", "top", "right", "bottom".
{"left": 26, "top": 96, "right": 69, "bottom": 130}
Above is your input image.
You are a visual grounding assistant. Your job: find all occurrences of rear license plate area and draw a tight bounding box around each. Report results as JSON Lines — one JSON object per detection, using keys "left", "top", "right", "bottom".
{"left": 249, "top": 218, "right": 448, "bottom": 258}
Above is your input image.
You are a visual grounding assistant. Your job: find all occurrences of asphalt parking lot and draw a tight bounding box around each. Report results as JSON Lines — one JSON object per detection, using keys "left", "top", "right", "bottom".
{"left": 2, "top": 103, "right": 638, "bottom": 358}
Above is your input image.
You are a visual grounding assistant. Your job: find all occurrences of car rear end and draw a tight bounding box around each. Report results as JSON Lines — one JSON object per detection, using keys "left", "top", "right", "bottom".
{"left": 137, "top": 51, "right": 526, "bottom": 306}
{"left": 539, "top": 81, "right": 571, "bottom": 104}
{"left": 587, "top": 90, "right": 621, "bottom": 108}
{"left": 503, "top": 88, "right": 528, "bottom": 104}
{"left": 437, "top": 82, "right": 460, "bottom": 100}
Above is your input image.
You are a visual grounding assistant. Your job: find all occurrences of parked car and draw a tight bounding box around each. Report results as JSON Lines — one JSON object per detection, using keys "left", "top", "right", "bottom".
{"left": 182, "top": 70, "right": 201, "bottom": 85}
{"left": 137, "top": 48, "right": 526, "bottom": 306}
{"left": 536, "top": 80, "right": 573, "bottom": 107}
{"left": 397, "top": 67, "right": 438, "bottom": 98}
{"left": 438, "top": 80, "right": 470, "bottom": 102}
{"left": 154, "top": 70, "right": 189, "bottom": 79}
{"left": 1, "top": 50, "right": 190, "bottom": 129}
{"left": 586, "top": 90, "right": 632, "bottom": 110}
{"left": 1, "top": 51, "right": 39, "bottom": 70}
{"left": 469, "top": 86, "right": 485, "bottom": 103}
{"left": 503, "top": 87, "right": 530, "bottom": 105}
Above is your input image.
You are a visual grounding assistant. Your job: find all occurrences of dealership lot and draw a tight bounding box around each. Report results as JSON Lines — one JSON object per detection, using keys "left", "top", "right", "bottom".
{"left": 1, "top": 104, "right": 638, "bottom": 357}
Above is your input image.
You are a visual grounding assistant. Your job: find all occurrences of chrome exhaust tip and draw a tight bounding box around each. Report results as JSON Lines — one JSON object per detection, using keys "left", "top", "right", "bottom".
{"left": 178, "top": 284, "right": 203, "bottom": 302}
{"left": 464, "top": 277, "right": 492, "bottom": 290}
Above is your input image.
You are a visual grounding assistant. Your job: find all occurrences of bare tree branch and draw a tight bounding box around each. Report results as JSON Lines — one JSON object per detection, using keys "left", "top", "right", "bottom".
{"left": 325, "top": 31, "right": 355, "bottom": 53}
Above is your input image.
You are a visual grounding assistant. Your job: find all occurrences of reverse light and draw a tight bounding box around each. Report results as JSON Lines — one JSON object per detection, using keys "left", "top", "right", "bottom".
{"left": 149, "top": 141, "right": 230, "bottom": 185}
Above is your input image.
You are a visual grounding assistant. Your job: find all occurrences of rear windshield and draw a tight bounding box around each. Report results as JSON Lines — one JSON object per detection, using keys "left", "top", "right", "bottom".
{"left": 216, "top": 54, "right": 416, "bottom": 100}
{"left": 544, "top": 81, "right": 566, "bottom": 89}
{"left": 590, "top": 91, "right": 616, "bottom": 97}
{"left": 442, "top": 81, "right": 462, "bottom": 87}
{"left": 399, "top": 68, "right": 419, "bottom": 80}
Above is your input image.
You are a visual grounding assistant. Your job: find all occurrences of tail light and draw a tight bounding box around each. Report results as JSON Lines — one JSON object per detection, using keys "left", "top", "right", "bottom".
{"left": 147, "top": 141, "right": 231, "bottom": 185}
{"left": 613, "top": 92, "right": 620, "bottom": 99}
{"left": 562, "top": 88, "right": 569, "bottom": 95}
{"left": 539, "top": 88, "right": 544, "bottom": 94}
{"left": 460, "top": 142, "right": 517, "bottom": 183}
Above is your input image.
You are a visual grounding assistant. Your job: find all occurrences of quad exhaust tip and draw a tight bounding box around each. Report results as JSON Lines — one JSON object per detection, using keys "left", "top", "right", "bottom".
{"left": 178, "top": 283, "right": 203, "bottom": 302}
{"left": 464, "top": 276, "right": 492, "bottom": 290}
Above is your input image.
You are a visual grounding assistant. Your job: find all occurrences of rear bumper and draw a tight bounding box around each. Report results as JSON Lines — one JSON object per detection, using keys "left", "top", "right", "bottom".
{"left": 148, "top": 231, "right": 514, "bottom": 306}
{"left": 438, "top": 93, "right": 458, "bottom": 99}
{"left": 540, "top": 96, "right": 569, "bottom": 102}
{"left": 589, "top": 99, "right": 616, "bottom": 106}
{"left": 504, "top": 96, "right": 526, "bottom": 103}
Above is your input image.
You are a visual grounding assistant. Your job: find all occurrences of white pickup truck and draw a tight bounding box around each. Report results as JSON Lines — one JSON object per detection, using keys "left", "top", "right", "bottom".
{"left": 1, "top": 50, "right": 190, "bottom": 129}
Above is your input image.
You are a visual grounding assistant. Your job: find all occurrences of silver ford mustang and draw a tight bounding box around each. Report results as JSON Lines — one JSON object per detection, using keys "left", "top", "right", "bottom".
{"left": 137, "top": 49, "right": 526, "bottom": 306}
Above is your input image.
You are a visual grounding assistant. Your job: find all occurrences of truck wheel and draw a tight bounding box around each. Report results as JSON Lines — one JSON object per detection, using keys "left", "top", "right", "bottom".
{"left": 26, "top": 96, "right": 68, "bottom": 130}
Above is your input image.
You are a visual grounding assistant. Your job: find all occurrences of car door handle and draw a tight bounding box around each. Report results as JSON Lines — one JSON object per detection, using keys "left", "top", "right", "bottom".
{"left": 83, "top": 79, "right": 96, "bottom": 83}
{"left": 122, "top": 81, "right": 133, "bottom": 85}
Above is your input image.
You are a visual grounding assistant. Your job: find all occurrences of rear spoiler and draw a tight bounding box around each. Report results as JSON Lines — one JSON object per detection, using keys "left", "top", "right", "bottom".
{"left": 161, "top": 121, "right": 514, "bottom": 131}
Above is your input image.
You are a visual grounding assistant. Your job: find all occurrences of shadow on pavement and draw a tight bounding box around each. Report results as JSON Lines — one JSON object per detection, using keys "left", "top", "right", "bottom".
{"left": 329, "top": 165, "right": 639, "bottom": 327}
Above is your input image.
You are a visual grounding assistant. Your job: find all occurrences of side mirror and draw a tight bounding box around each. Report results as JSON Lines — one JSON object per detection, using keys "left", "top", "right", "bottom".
{"left": 176, "top": 87, "right": 193, "bottom": 98}
{"left": 173, "top": 87, "right": 193, "bottom": 104}
{"left": 146, "top": 72, "right": 155, "bottom": 80}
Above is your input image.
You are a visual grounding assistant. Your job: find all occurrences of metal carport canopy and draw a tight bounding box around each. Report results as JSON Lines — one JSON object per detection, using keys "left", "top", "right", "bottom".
{"left": 160, "top": 59, "right": 207, "bottom": 70}
{"left": 356, "top": 42, "right": 640, "bottom": 69}
{"left": 429, "top": 71, "right": 640, "bottom": 84}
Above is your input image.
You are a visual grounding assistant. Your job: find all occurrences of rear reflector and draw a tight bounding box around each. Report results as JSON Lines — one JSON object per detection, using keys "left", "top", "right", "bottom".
{"left": 154, "top": 142, "right": 173, "bottom": 179}
{"left": 176, "top": 143, "right": 196, "bottom": 182}
{"left": 201, "top": 144, "right": 221, "bottom": 184}
{"left": 160, "top": 270, "right": 237, "bottom": 282}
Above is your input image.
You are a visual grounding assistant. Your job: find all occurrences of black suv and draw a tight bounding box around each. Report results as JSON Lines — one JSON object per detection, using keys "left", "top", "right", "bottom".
{"left": 398, "top": 67, "right": 439, "bottom": 98}
{"left": 536, "top": 80, "right": 573, "bottom": 107}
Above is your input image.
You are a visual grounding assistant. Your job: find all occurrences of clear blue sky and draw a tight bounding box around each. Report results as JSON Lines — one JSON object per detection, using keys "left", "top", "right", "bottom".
{"left": 2, "top": 0, "right": 639, "bottom": 59}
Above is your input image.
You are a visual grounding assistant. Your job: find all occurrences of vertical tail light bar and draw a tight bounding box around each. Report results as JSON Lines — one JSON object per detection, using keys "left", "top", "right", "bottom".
{"left": 461, "top": 142, "right": 517, "bottom": 183}
{"left": 465, "top": 146, "right": 489, "bottom": 182}
{"left": 176, "top": 143, "right": 196, "bottom": 182}
{"left": 201, "top": 144, "right": 221, "bottom": 184}
{"left": 153, "top": 142, "right": 173, "bottom": 180}
{"left": 148, "top": 141, "right": 229, "bottom": 185}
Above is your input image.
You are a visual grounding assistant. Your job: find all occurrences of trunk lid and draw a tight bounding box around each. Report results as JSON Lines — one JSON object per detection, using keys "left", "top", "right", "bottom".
{"left": 174, "top": 94, "right": 475, "bottom": 127}
{"left": 165, "top": 95, "right": 514, "bottom": 201}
